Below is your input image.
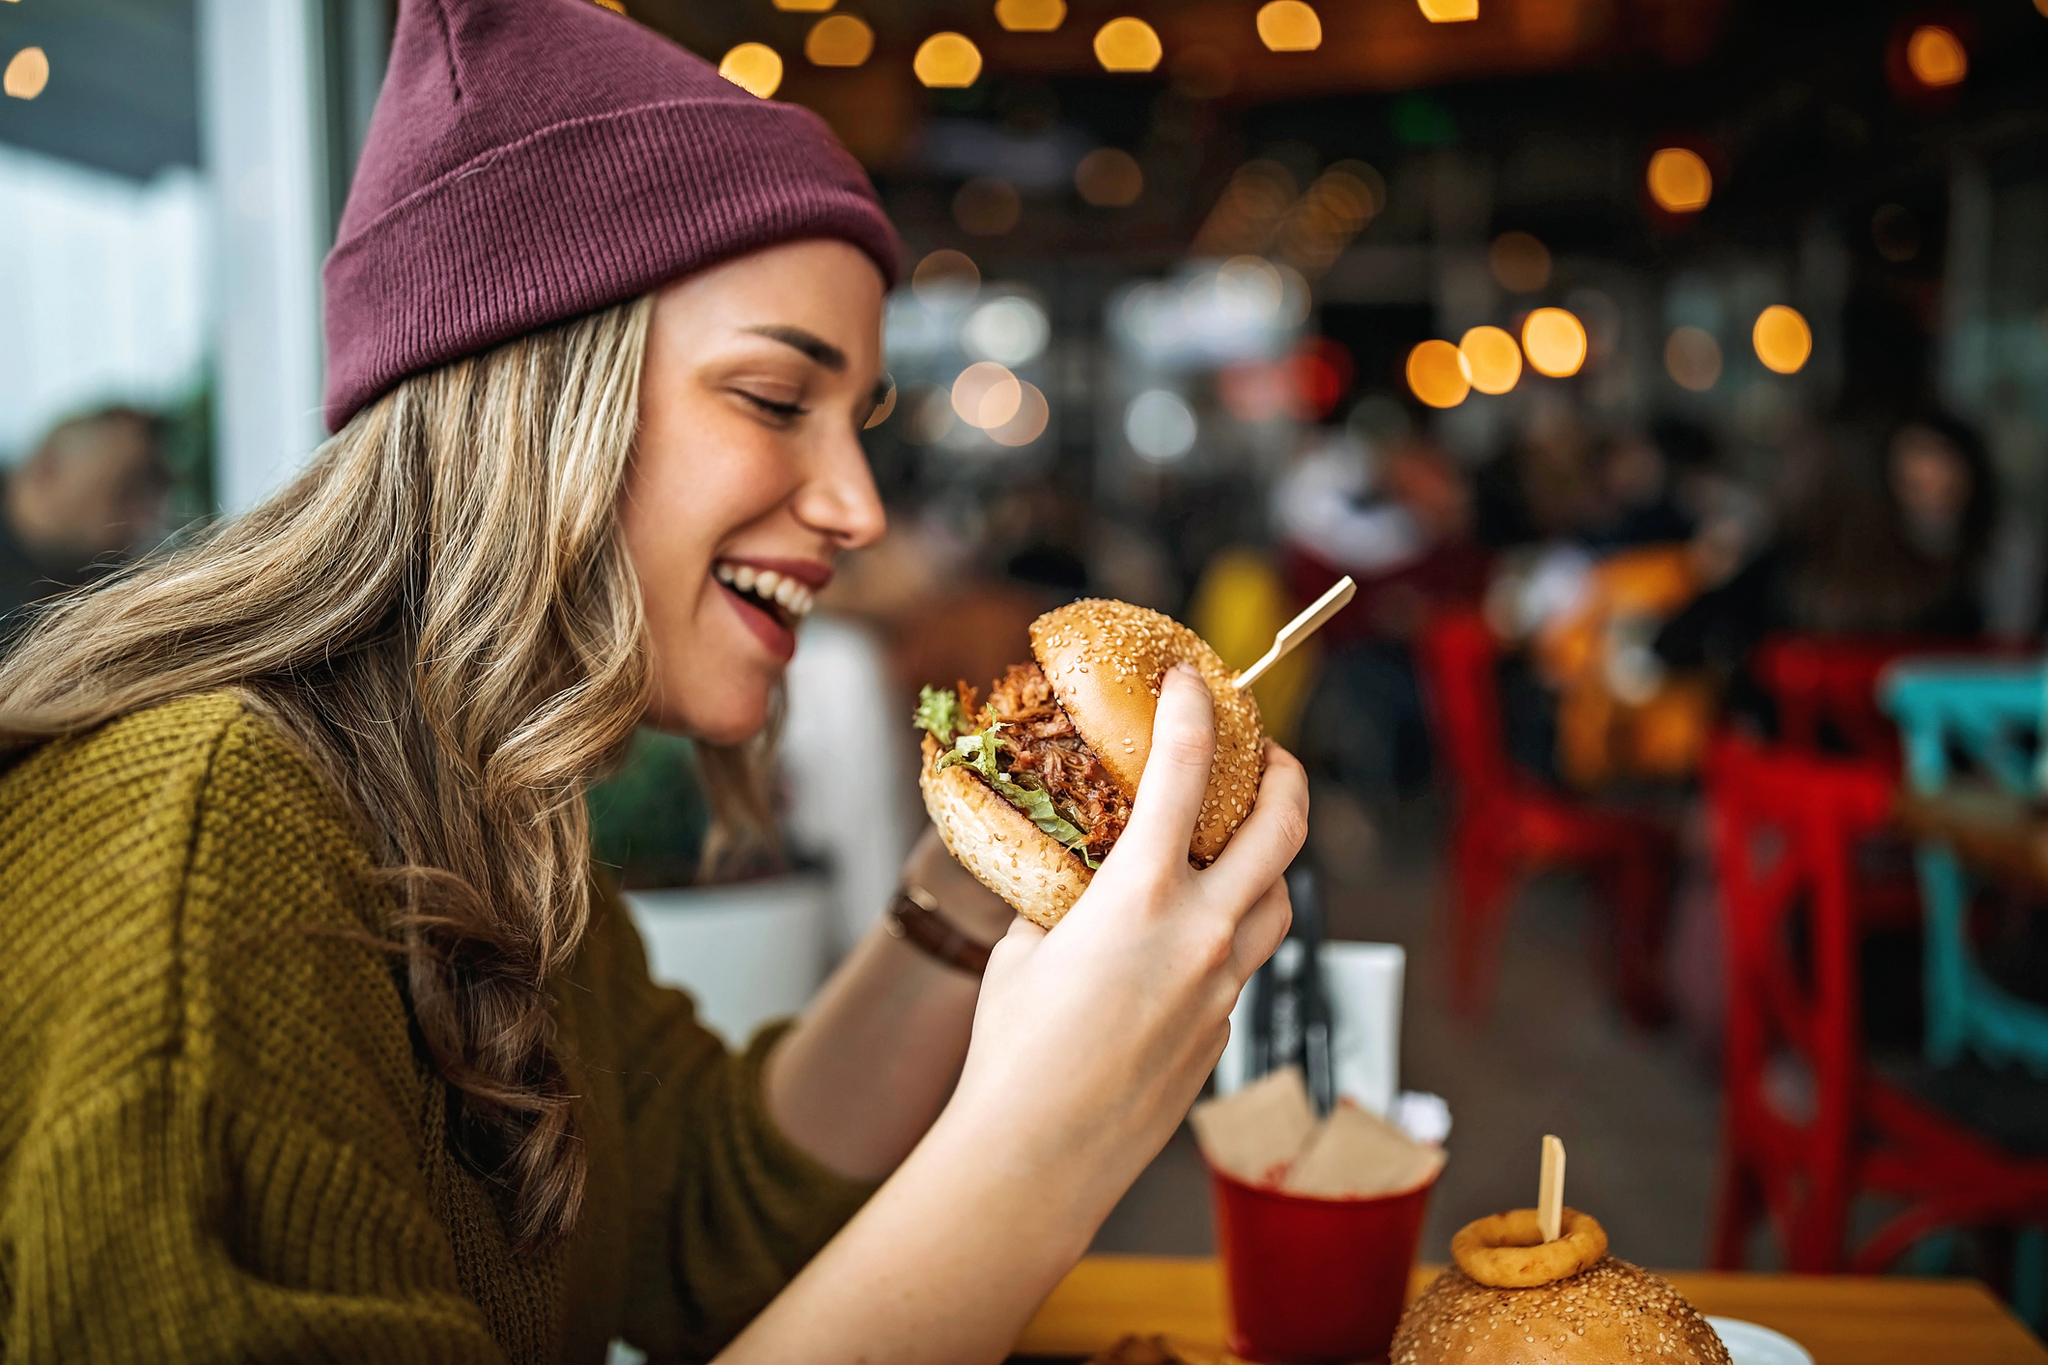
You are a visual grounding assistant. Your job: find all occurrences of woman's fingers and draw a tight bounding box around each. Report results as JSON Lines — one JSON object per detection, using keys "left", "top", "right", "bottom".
{"left": 1113, "top": 665, "right": 1218, "bottom": 871}
{"left": 1200, "top": 741, "right": 1310, "bottom": 913}
{"left": 1229, "top": 878, "right": 1294, "bottom": 982}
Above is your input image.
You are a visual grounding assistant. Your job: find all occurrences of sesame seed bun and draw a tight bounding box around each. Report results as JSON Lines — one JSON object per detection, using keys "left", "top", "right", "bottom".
{"left": 918, "top": 599, "right": 1266, "bottom": 928}
{"left": 1028, "top": 599, "right": 1264, "bottom": 865}
{"left": 1390, "top": 1258, "right": 1733, "bottom": 1365}
{"left": 920, "top": 732, "right": 1091, "bottom": 930}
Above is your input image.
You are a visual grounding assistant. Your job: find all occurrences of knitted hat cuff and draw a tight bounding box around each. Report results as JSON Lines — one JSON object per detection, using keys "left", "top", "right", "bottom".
{"left": 322, "top": 96, "right": 900, "bottom": 431}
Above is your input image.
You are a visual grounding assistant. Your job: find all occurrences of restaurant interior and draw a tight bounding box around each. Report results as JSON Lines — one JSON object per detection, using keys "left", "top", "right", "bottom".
{"left": 6, "top": 0, "right": 2048, "bottom": 1358}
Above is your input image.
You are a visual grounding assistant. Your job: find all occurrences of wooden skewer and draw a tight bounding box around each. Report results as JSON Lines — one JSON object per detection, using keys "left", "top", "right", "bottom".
{"left": 1234, "top": 576, "right": 1356, "bottom": 692}
{"left": 1538, "top": 1134, "right": 1566, "bottom": 1243}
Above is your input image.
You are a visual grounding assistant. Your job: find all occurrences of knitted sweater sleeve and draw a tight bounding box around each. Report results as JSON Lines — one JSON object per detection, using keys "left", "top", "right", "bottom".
{"left": 1, "top": 698, "right": 506, "bottom": 1363}
{"left": 571, "top": 883, "right": 880, "bottom": 1362}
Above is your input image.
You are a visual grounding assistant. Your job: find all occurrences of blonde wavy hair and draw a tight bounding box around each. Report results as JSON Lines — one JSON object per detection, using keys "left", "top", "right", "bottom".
{"left": 0, "top": 295, "right": 773, "bottom": 1247}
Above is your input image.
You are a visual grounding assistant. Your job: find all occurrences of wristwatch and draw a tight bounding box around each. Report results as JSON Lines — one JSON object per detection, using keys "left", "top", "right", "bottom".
{"left": 885, "top": 881, "right": 995, "bottom": 976}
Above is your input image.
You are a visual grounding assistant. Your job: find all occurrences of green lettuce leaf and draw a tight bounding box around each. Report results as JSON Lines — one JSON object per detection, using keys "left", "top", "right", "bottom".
{"left": 913, "top": 685, "right": 965, "bottom": 744}
{"left": 934, "top": 727, "right": 1100, "bottom": 870}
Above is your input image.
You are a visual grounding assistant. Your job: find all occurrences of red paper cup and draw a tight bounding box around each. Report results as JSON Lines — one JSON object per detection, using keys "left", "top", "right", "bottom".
{"left": 1207, "top": 1160, "right": 1439, "bottom": 1363}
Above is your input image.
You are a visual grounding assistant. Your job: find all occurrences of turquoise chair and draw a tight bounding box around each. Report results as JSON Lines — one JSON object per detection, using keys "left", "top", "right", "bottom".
{"left": 1881, "top": 660, "right": 2048, "bottom": 1324}
{"left": 1879, "top": 660, "right": 2048, "bottom": 1073}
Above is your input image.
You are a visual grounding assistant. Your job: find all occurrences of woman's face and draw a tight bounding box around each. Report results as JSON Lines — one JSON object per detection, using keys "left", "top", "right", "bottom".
{"left": 624, "top": 238, "right": 889, "bottom": 744}
{"left": 1889, "top": 425, "right": 1971, "bottom": 550}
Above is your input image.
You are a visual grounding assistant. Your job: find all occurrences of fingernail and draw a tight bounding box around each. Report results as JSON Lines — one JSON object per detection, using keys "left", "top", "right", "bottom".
{"left": 1171, "top": 662, "right": 1201, "bottom": 680}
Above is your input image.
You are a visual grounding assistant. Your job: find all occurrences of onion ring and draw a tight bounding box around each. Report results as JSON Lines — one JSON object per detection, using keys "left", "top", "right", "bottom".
{"left": 1450, "top": 1207, "right": 1608, "bottom": 1288}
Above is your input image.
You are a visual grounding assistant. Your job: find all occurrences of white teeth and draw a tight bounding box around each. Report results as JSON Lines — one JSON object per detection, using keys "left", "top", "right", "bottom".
{"left": 755, "top": 569, "right": 782, "bottom": 597}
{"left": 792, "top": 588, "right": 814, "bottom": 617}
{"left": 733, "top": 565, "right": 756, "bottom": 592}
{"left": 774, "top": 577, "right": 799, "bottom": 607}
{"left": 714, "top": 562, "right": 736, "bottom": 584}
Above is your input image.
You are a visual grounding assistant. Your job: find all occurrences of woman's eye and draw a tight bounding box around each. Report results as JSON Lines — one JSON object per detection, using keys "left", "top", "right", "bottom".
{"left": 739, "top": 391, "right": 808, "bottom": 421}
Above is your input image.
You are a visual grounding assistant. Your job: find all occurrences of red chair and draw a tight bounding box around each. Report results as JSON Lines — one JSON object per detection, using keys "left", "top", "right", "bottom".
{"left": 1754, "top": 634, "right": 2008, "bottom": 767}
{"left": 1416, "top": 609, "right": 1676, "bottom": 1026}
{"left": 1705, "top": 732, "right": 2048, "bottom": 1274}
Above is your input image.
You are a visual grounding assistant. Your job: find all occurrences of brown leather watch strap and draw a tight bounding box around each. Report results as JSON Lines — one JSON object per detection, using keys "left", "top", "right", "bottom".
{"left": 885, "top": 882, "right": 995, "bottom": 976}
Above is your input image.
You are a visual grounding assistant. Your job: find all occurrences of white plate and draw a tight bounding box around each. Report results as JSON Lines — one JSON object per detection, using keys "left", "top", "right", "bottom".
{"left": 1707, "top": 1316, "right": 1815, "bottom": 1365}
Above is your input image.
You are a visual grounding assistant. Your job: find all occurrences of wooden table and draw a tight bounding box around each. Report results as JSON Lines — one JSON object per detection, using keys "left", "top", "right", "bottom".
{"left": 1895, "top": 787, "right": 2048, "bottom": 903}
{"left": 1014, "top": 1255, "right": 2048, "bottom": 1363}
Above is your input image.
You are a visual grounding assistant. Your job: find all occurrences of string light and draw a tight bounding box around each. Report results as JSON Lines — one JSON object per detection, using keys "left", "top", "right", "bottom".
{"left": 911, "top": 249, "right": 980, "bottom": 303}
{"left": 718, "top": 44, "right": 783, "bottom": 98}
{"left": 1458, "top": 326, "right": 1522, "bottom": 395}
{"left": 1646, "top": 148, "right": 1712, "bottom": 213}
{"left": 953, "top": 363, "right": 1023, "bottom": 429}
{"left": 1094, "top": 17, "right": 1163, "bottom": 72}
{"left": 1906, "top": 26, "right": 1967, "bottom": 88}
{"left": 995, "top": 0, "right": 1066, "bottom": 31}
{"left": 1752, "top": 305, "right": 1812, "bottom": 375}
{"left": 1417, "top": 0, "right": 1478, "bottom": 22}
{"left": 1664, "top": 327, "right": 1721, "bottom": 392}
{"left": 805, "top": 15, "right": 874, "bottom": 66}
{"left": 989, "top": 382, "right": 1051, "bottom": 447}
{"left": 1407, "top": 340, "right": 1470, "bottom": 408}
{"left": 1522, "top": 308, "right": 1587, "bottom": 378}
{"left": 4, "top": 47, "right": 48, "bottom": 100}
{"left": 1489, "top": 231, "right": 1551, "bottom": 293}
{"left": 914, "top": 32, "right": 983, "bottom": 87}
{"left": 1256, "top": 1, "right": 1322, "bottom": 52}
{"left": 1075, "top": 149, "right": 1144, "bottom": 207}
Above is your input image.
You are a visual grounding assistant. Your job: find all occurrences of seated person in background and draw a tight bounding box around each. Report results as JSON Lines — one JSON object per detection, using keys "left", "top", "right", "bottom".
{"left": 1657, "top": 412, "right": 2002, "bottom": 730}
{"left": 0, "top": 405, "right": 169, "bottom": 645}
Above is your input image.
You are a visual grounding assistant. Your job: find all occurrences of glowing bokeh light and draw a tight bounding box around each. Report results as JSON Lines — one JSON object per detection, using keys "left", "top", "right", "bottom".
{"left": 1647, "top": 147, "right": 1712, "bottom": 213}
{"left": 1664, "top": 327, "right": 1722, "bottom": 392}
{"left": 1752, "top": 305, "right": 1812, "bottom": 375}
{"left": 1257, "top": 1, "right": 1322, "bottom": 51}
{"left": 1458, "top": 326, "right": 1522, "bottom": 395}
{"left": 805, "top": 14, "right": 874, "bottom": 66}
{"left": 4, "top": 46, "right": 48, "bottom": 100}
{"left": 1417, "top": 0, "right": 1478, "bottom": 22}
{"left": 864, "top": 376, "right": 898, "bottom": 430}
{"left": 1094, "top": 17, "right": 1163, "bottom": 72}
{"left": 771, "top": 0, "right": 834, "bottom": 10}
{"left": 1522, "top": 308, "right": 1588, "bottom": 378}
{"left": 1489, "top": 231, "right": 1551, "bottom": 293}
{"left": 1407, "top": 340, "right": 1471, "bottom": 409}
{"left": 1075, "top": 148, "right": 1144, "bottom": 207}
{"left": 953, "top": 178, "right": 1021, "bottom": 236}
{"left": 953, "top": 362, "right": 1023, "bottom": 429}
{"left": 1906, "top": 26, "right": 1967, "bottom": 88}
{"left": 995, "top": 0, "right": 1067, "bottom": 32}
{"left": 718, "top": 43, "right": 783, "bottom": 98}
{"left": 914, "top": 32, "right": 983, "bottom": 87}
{"left": 963, "top": 296, "right": 1051, "bottom": 367}
{"left": 911, "top": 249, "right": 980, "bottom": 304}
{"left": 989, "top": 382, "right": 1051, "bottom": 447}
{"left": 1126, "top": 390, "right": 1197, "bottom": 460}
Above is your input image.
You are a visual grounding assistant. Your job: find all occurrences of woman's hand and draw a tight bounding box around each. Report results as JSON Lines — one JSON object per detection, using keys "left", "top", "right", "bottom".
{"left": 944, "top": 662, "right": 1308, "bottom": 1229}
{"left": 724, "top": 664, "right": 1307, "bottom": 1364}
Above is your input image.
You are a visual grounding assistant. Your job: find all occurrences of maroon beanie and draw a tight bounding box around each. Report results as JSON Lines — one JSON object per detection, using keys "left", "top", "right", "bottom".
{"left": 321, "top": 0, "right": 901, "bottom": 431}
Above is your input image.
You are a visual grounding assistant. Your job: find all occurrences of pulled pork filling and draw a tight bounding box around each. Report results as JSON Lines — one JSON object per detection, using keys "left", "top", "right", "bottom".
{"left": 978, "top": 663, "right": 1133, "bottom": 865}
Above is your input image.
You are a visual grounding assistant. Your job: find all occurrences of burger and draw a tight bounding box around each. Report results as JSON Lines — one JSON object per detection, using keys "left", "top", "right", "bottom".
{"left": 915, "top": 599, "right": 1266, "bottom": 928}
{"left": 1390, "top": 1208, "right": 1731, "bottom": 1365}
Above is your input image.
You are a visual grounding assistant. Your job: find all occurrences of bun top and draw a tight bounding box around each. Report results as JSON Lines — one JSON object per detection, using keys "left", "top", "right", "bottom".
{"left": 1391, "top": 1259, "right": 1732, "bottom": 1365}
{"left": 1029, "top": 599, "right": 1264, "bottom": 864}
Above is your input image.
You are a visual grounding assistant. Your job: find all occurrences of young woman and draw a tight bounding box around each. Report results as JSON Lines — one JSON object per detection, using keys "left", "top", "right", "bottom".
{"left": 0, "top": 4, "right": 1305, "bottom": 1363}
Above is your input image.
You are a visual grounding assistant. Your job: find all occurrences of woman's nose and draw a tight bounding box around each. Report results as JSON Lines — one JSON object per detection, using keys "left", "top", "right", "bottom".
{"left": 795, "top": 429, "right": 888, "bottom": 551}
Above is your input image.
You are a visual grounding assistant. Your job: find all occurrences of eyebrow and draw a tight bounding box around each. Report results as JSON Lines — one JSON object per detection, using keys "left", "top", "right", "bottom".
{"left": 745, "top": 324, "right": 847, "bottom": 373}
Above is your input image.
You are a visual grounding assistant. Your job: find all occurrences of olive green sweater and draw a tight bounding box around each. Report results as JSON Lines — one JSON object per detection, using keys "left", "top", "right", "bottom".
{"left": 0, "top": 694, "right": 873, "bottom": 1364}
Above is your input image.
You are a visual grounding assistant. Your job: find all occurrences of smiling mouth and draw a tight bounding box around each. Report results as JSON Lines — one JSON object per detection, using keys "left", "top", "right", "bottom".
{"left": 713, "top": 560, "right": 817, "bottom": 630}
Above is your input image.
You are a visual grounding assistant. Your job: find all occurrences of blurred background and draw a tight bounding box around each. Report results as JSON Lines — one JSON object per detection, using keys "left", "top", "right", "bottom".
{"left": 7, "top": 0, "right": 2048, "bottom": 1323}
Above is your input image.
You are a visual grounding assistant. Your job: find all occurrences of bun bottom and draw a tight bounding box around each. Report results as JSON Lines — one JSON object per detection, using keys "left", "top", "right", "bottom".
{"left": 919, "top": 734, "right": 1092, "bottom": 930}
